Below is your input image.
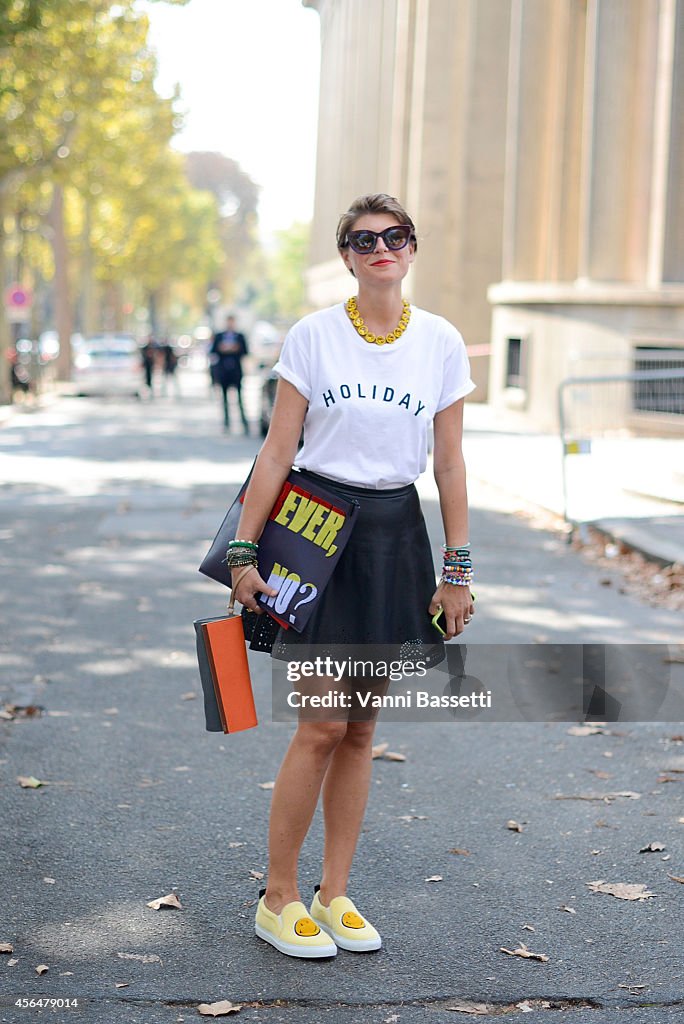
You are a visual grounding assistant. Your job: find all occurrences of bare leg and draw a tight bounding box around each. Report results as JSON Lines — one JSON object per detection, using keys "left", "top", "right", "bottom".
{"left": 264, "top": 719, "right": 347, "bottom": 914}
{"left": 318, "top": 719, "right": 377, "bottom": 905}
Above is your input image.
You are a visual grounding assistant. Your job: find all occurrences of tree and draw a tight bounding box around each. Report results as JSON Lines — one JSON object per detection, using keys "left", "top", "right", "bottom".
{"left": 251, "top": 221, "right": 312, "bottom": 325}
{"left": 185, "top": 152, "right": 260, "bottom": 304}
{"left": 0, "top": 0, "right": 209, "bottom": 394}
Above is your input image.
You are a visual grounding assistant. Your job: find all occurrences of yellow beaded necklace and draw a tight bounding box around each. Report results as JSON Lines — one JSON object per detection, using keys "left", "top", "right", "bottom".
{"left": 345, "top": 296, "right": 411, "bottom": 346}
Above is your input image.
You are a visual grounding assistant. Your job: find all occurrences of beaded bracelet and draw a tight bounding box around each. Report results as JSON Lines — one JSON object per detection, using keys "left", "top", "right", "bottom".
{"left": 225, "top": 544, "right": 259, "bottom": 569}
{"left": 440, "top": 571, "right": 473, "bottom": 586}
{"left": 441, "top": 541, "right": 473, "bottom": 586}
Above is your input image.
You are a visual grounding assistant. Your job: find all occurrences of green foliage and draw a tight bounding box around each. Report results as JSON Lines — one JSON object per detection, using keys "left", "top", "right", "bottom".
{"left": 0, "top": 0, "right": 235, "bottom": 351}
{"left": 253, "top": 222, "right": 311, "bottom": 324}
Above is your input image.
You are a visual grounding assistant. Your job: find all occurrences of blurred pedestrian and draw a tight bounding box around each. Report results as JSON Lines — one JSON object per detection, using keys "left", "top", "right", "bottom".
{"left": 159, "top": 338, "right": 180, "bottom": 397}
{"left": 210, "top": 314, "right": 249, "bottom": 433}
{"left": 140, "top": 335, "right": 159, "bottom": 398}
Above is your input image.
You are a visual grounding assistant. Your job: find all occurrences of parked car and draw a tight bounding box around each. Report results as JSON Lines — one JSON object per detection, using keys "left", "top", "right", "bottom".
{"left": 71, "top": 334, "right": 141, "bottom": 397}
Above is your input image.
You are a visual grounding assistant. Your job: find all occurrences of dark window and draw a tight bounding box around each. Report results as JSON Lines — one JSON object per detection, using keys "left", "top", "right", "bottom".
{"left": 632, "top": 346, "right": 684, "bottom": 415}
{"left": 505, "top": 337, "right": 526, "bottom": 388}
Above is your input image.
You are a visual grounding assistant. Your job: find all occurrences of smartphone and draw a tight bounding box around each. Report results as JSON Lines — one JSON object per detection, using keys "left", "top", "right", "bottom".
{"left": 431, "top": 609, "right": 448, "bottom": 636}
{"left": 431, "top": 592, "right": 476, "bottom": 636}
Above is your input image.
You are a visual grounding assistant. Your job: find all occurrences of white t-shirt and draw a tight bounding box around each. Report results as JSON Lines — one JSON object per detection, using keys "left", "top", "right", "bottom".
{"left": 273, "top": 302, "right": 475, "bottom": 489}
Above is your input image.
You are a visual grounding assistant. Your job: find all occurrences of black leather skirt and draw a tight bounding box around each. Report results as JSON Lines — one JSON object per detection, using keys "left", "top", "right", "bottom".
{"left": 267, "top": 470, "right": 445, "bottom": 669}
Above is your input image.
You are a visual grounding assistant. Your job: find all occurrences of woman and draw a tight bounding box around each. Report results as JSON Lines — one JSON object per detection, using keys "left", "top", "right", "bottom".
{"left": 229, "top": 194, "right": 475, "bottom": 959}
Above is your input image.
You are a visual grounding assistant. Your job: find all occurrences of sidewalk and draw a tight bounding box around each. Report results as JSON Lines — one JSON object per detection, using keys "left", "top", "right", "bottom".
{"left": 2, "top": 375, "right": 683, "bottom": 1023}
{"left": 2, "top": 386, "right": 683, "bottom": 567}
{"left": 462, "top": 403, "right": 684, "bottom": 568}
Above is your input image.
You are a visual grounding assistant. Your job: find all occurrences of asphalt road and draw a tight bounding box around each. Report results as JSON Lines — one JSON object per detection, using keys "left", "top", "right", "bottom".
{"left": 1, "top": 372, "right": 683, "bottom": 1024}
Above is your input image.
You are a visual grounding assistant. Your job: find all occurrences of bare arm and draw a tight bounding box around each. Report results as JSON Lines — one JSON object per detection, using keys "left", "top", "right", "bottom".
{"left": 231, "top": 378, "right": 309, "bottom": 611}
{"left": 428, "top": 399, "right": 475, "bottom": 638}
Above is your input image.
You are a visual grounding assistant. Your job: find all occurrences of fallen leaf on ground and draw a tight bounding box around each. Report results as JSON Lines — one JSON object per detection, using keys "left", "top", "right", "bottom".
{"left": 559, "top": 905, "right": 576, "bottom": 914}
{"left": 146, "top": 892, "right": 182, "bottom": 911}
{"left": 10, "top": 704, "right": 42, "bottom": 718}
{"left": 371, "top": 742, "right": 389, "bottom": 758}
{"left": 43, "top": 877, "right": 56, "bottom": 884}
{"left": 567, "top": 724, "right": 609, "bottom": 736}
{"left": 383, "top": 751, "right": 406, "bottom": 761}
{"left": 35, "top": 964, "right": 49, "bottom": 975}
{"left": 500, "top": 942, "right": 549, "bottom": 962}
{"left": 587, "top": 880, "right": 657, "bottom": 900}
{"left": 668, "top": 874, "right": 684, "bottom": 884}
{"left": 257, "top": 781, "right": 275, "bottom": 790}
{"left": 398, "top": 814, "right": 427, "bottom": 822}
{"left": 425, "top": 875, "right": 443, "bottom": 882}
{"left": 656, "top": 774, "right": 681, "bottom": 784}
{"left": 444, "top": 1000, "right": 492, "bottom": 1014}
{"left": 197, "top": 1001, "right": 242, "bottom": 1016}
{"left": 522, "top": 924, "right": 535, "bottom": 932}
{"left": 116, "top": 952, "right": 163, "bottom": 965}
{"left": 506, "top": 820, "right": 524, "bottom": 832}
{"left": 639, "top": 841, "right": 666, "bottom": 853}
{"left": 115, "top": 983, "right": 129, "bottom": 989}
{"left": 617, "top": 984, "right": 648, "bottom": 992}
{"left": 17, "top": 775, "right": 43, "bottom": 788}
{"left": 249, "top": 869, "right": 264, "bottom": 880}
{"left": 7, "top": 959, "right": 18, "bottom": 966}
{"left": 449, "top": 848, "right": 472, "bottom": 856}
{"left": 228, "top": 842, "right": 245, "bottom": 848}
{"left": 0, "top": 943, "right": 13, "bottom": 953}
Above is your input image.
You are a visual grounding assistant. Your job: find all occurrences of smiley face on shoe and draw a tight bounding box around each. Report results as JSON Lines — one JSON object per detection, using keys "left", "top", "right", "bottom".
{"left": 294, "top": 916, "right": 321, "bottom": 937}
{"left": 340, "top": 910, "right": 365, "bottom": 930}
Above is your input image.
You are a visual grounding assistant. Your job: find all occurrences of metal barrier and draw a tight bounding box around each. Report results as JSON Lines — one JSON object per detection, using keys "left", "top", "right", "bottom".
{"left": 558, "top": 356, "right": 684, "bottom": 528}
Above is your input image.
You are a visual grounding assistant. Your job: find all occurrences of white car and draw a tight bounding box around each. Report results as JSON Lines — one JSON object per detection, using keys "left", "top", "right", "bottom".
{"left": 71, "top": 335, "right": 142, "bottom": 397}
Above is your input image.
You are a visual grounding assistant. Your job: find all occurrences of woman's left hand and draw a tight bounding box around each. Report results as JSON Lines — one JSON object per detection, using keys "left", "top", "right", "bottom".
{"left": 429, "top": 583, "right": 474, "bottom": 639}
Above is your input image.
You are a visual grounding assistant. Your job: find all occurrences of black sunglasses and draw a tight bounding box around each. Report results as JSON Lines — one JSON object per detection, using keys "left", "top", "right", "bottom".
{"left": 343, "top": 224, "right": 414, "bottom": 255}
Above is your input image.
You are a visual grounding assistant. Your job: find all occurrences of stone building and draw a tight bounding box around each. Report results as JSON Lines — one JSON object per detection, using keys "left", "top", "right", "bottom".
{"left": 303, "top": 0, "right": 684, "bottom": 432}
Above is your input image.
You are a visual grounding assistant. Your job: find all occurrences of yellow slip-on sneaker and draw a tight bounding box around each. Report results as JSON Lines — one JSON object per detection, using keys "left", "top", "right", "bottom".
{"left": 309, "top": 886, "right": 382, "bottom": 952}
{"left": 254, "top": 891, "right": 337, "bottom": 958}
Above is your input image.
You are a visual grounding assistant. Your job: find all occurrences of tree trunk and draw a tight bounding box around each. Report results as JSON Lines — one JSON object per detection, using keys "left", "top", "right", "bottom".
{"left": 80, "top": 197, "right": 95, "bottom": 338}
{"left": 0, "top": 192, "right": 11, "bottom": 404}
{"left": 148, "top": 290, "right": 159, "bottom": 335}
{"left": 49, "top": 183, "right": 73, "bottom": 381}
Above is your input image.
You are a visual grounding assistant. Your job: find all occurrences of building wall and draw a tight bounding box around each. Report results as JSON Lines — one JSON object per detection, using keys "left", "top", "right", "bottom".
{"left": 490, "top": 0, "right": 684, "bottom": 431}
{"left": 304, "top": 0, "right": 684, "bottom": 428}
{"left": 303, "top": 0, "right": 511, "bottom": 398}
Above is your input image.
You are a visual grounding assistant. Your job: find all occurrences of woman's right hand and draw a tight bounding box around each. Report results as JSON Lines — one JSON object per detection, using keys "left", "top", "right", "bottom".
{"left": 231, "top": 565, "right": 279, "bottom": 614}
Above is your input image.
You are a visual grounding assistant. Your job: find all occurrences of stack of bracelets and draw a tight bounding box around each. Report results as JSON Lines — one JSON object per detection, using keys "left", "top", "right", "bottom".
{"left": 225, "top": 539, "right": 259, "bottom": 570}
{"left": 440, "top": 544, "right": 473, "bottom": 587}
